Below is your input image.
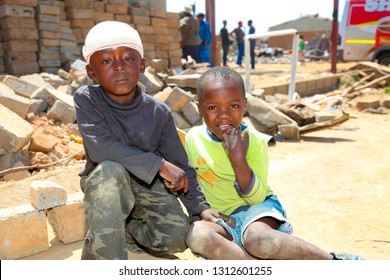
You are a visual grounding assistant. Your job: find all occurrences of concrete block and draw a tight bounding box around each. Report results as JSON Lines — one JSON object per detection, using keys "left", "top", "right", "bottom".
{"left": 0, "top": 4, "right": 35, "bottom": 18}
{"left": 314, "top": 111, "right": 336, "bottom": 123}
{"left": 0, "top": 151, "right": 30, "bottom": 171}
{"left": 167, "top": 73, "right": 200, "bottom": 89}
{"left": 47, "top": 99, "right": 76, "bottom": 124}
{"left": 246, "top": 94, "right": 294, "bottom": 129}
{"left": 356, "top": 100, "right": 380, "bottom": 110}
{"left": 172, "top": 111, "right": 191, "bottom": 130}
{"left": 2, "top": 75, "right": 41, "bottom": 98}
{"left": 181, "top": 101, "right": 202, "bottom": 125}
{"left": 162, "top": 86, "right": 194, "bottom": 112}
{"left": 0, "top": 104, "right": 35, "bottom": 152}
{"left": 382, "top": 99, "right": 390, "bottom": 108}
{"left": 30, "top": 180, "right": 67, "bottom": 210}
{"left": 139, "top": 70, "right": 164, "bottom": 94}
{"left": 278, "top": 123, "right": 300, "bottom": 140}
{"left": 47, "top": 193, "right": 86, "bottom": 244}
{"left": 0, "top": 204, "right": 49, "bottom": 260}
{"left": 0, "top": 85, "right": 30, "bottom": 119}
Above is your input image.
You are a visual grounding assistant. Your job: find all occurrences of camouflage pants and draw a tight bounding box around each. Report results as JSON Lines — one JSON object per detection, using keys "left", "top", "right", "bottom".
{"left": 80, "top": 160, "right": 189, "bottom": 260}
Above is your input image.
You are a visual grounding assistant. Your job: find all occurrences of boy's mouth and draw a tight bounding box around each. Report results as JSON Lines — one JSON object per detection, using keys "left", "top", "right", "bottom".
{"left": 217, "top": 124, "right": 233, "bottom": 134}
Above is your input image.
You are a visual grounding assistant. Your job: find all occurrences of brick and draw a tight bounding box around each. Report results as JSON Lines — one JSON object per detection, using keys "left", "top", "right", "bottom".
{"left": 0, "top": 82, "right": 30, "bottom": 118}
{"left": 0, "top": 103, "right": 35, "bottom": 152}
{"left": 95, "top": 11, "right": 114, "bottom": 22}
{"left": 64, "top": 0, "right": 94, "bottom": 9}
{"left": 30, "top": 179, "right": 67, "bottom": 210}
{"left": 181, "top": 101, "right": 202, "bottom": 125}
{"left": 382, "top": 99, "right": 390, "bottom": 108}
{"left": 1, "top": 16, "right": 36, "bottom": 29}
{"left": 46, "top": 99, "right": 76, "bottom": 124}
{"left": 2, "top": 74, "right": 40, "bottom": 98}
{"left": 0, "top": 204, "right": 49, "bottom": 260}
{"left": 66, "top": 8, "right": 95, "bottom": 19}
{"left": 36, "top": 4, "right": 60, "bottom": 15}
{"left": 160, "top": 86, "right": 194, "bottom": 112}
{"left": 0, "top": 0, "right": 37, "bottom": 6}
{"left": 132, "top": 15, "right": 150, "bottom": 25}
{"left": 47, "top": 193, "right": 86, "bottom": 244}
{"left": 3, "top": 40, "right": 38, "bottom": 52}
{"left": 0, "top": 4, "right": 35, "bottom": 18}
{"left": 4, "top": 61, "right": 40, "bottom": 75}
{"left": 105, "top": 4, "right": 128, "bottom": 15}
{"left": 1, "top": 28, "right": 38, "bottom": 40}
{"left": 115, "top": 14, "right": 131, "bottom": 23}
{"left": 172, "top": 111, "right": 191, "bottom": 129}
{"left": 150, "top": 9, "right": 167, "bottom": 19}
{"left": 128, "top": 7, "right": 150, "bottom": 17}
{"left": 37, "top": 13, "right": 60, "bottom": 23}
{"left": 356, "top": 100, "right": 380, "bottom": 110}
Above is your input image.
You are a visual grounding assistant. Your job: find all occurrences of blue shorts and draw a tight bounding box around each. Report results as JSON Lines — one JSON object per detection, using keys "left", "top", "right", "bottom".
{"left": 217, "top": 195, "right": 293, "bottom": 247}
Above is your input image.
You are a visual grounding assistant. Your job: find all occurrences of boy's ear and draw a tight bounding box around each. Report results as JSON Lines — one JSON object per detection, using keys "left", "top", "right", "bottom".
{"left": 86, "top": 64, "right": 99, "bottom": 84}
{"left": 86, "top": 64, "right": 95, "bottom": 79}
{"left": 140, "top": 58, "right": 146, "bottom": 73}
{"left": 243, "top": 97, "right": 248, "bottom": 113}
{"left": 196, "top": 102, "right": 203, "bottom": 117}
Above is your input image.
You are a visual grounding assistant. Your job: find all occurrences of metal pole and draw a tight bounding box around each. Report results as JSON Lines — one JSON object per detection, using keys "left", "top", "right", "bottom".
{"left": 206, "top": 0, "right": 217, "bottom": 67}
{"left": 331, "top": 0, "right": 339, "bottom": 73}
{"left": 289, "top": 33, "right": 299, "bottom": 100}
{"left": 244, "top": 29, "right": 298, "bottom": 98}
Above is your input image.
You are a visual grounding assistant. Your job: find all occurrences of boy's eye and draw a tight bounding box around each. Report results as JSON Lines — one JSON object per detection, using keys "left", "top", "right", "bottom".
{"left": 207, "top": 105, "right": 217, "bottom": 110}
{"left": 102, "top": 58, "right": 112, "bottom": 64}
{"left": 231, "top": 104, "right": 240, "bottom": 109}
{"left": 124, "top": 57, "right": 134, "bottom": 62}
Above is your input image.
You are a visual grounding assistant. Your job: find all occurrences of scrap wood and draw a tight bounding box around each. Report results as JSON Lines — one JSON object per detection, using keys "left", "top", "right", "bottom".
{"left": 299, "top": 111, "right": 350, "bottom": 134}
{"left": 0, "top": 149, "right": 84, "bottom": 178}
{"left": 342, "top": 72, "right": 375, "bottom": 97}
{"left": 354, "top": 73, "right": 390, "bottom": 91}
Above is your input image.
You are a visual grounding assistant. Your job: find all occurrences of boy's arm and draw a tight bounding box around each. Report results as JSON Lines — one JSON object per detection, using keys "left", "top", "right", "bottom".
{"left": 223, "top": 128, "right": 269, "bottom": 204}
{"left": 157, "top": 114, "right": 210, "bottom": 217}
{"left": 222, "top": 128, "right": 252, "bottom": 192}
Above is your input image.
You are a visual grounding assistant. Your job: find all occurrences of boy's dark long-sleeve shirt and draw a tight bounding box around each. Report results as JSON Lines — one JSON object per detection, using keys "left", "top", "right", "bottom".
{"left": 73, "top": 85, "right": 209, "bottom": 217}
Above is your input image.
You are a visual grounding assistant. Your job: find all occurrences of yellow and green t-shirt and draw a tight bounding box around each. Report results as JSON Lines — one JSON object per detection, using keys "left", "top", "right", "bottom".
{"left": 185, "top": 124, "right": 274, "bottom": 215}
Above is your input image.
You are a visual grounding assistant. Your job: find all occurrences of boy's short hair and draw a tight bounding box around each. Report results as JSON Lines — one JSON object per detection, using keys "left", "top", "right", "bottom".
{"left": 82, "top": 21, "right": 144, "bottom": 64}
{"left": 196, "top": 66, "right": 246, "bottom": 101}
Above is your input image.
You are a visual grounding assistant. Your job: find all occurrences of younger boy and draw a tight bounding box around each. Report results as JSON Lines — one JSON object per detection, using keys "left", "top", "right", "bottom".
{"left": 74, "top": 21, "right": 219, "bottom": 260}
{"left": 184, "top": 66, "right": 364, "bottom": 260}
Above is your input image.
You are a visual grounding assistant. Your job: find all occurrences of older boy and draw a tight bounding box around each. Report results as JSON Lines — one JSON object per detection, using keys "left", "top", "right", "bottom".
{"left": 74, "top": 21, "right": 218, "bottom": 260}
{"left": 184, "top": 66, "right": 364, "bottom": 260}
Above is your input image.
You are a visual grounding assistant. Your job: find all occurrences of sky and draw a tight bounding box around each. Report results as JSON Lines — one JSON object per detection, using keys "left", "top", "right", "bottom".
{"left": 166, "top": 0, "right": 347, "bottom": 35}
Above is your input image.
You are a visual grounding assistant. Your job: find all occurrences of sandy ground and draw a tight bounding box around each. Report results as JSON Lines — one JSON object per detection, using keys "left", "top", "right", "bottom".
{"left": 1, "top": 61, "right": 389, "bottom": 260}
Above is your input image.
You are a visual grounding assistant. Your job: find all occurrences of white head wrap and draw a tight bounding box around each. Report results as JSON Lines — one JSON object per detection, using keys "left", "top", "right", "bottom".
{"left": 82, "top": 21, "right": 144, "bottom": 64}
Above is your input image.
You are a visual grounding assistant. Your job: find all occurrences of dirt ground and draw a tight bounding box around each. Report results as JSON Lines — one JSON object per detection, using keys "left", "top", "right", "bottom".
{"left": 1, "top": 61, "right": 390, "bottom": 260}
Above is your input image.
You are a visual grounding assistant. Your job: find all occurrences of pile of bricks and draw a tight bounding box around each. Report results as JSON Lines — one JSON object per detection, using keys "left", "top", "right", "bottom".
{"left": 0, "top": 179, "right": 85, "bottom": 260}
{"left": 0, "top": 0, "right": 182, "bottom": 76}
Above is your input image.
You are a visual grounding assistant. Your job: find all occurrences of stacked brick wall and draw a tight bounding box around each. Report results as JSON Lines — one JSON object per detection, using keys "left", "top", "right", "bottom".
{"left": 0, "top": 0, "right": 182, "bottom": 76}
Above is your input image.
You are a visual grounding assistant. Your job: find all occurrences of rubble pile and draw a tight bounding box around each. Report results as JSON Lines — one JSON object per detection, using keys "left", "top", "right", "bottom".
{"left": 1, "top": 60, "right": 390, "bottom": 184}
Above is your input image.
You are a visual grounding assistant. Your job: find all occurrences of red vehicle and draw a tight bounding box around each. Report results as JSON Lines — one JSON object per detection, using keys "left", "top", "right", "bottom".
{"left": 339, "top": 0, "right": 390, "bottom": 65}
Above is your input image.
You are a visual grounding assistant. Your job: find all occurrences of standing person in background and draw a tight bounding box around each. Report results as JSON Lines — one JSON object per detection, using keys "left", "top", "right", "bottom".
{"left": 230, "top": 21, "right": 245, "bottom": 67}
{"left": 197, "top": 13, "right": 212, "bottom": 65}
{"left": 298, "top": 34, "right": 306, "bottom": 65}
{"left": 179, "top": 6, "right": 201, "bottom": 65}
{"left": 248, "top": 20, "right": 256, "bottom": 69}
{"left": 220, "top": 20, "right": 230, "bottom": 66}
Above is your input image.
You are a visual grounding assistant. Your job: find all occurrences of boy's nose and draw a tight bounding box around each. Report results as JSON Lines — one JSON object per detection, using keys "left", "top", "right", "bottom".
{"left": 113, "top": 61, "right": 125, "bottom": 71}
